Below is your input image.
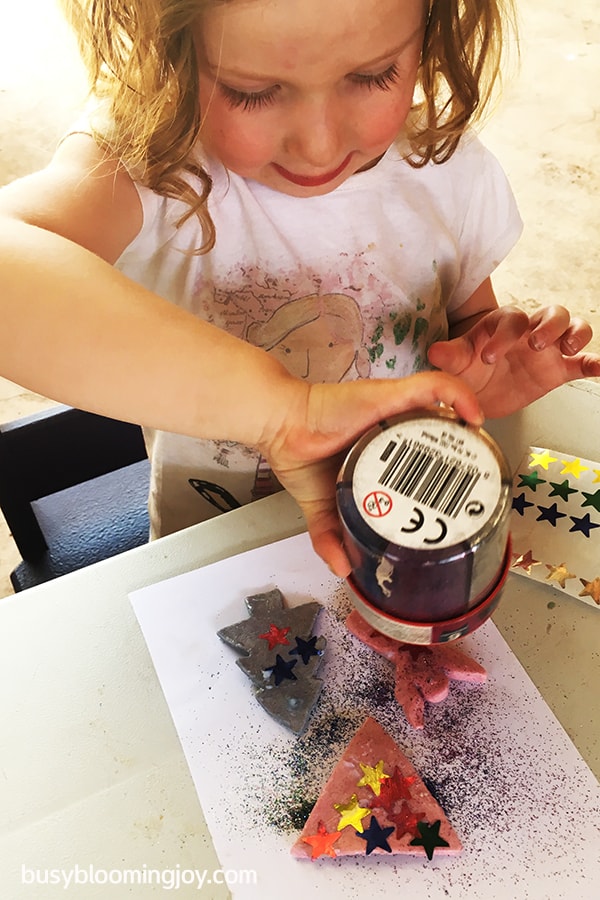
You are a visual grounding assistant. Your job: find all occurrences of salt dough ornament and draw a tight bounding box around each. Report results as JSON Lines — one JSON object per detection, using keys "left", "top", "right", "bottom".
{"left": 292, "top": 717, "right": 462, "bottom": 860}
{"left": 346, "top": 609, "right": 487, "bottom": 729}
{"left": 218, "top": 588, "right": 326, "bottom": 735}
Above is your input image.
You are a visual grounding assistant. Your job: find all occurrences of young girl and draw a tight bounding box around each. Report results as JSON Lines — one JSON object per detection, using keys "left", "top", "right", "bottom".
{"left": 1, "top": 0, "right": 598, "bottom": 576}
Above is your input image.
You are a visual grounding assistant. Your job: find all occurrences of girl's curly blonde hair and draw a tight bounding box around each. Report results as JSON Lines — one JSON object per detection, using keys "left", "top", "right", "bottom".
{"left": 60, "top": 0, "right": 517, "bottom": 253}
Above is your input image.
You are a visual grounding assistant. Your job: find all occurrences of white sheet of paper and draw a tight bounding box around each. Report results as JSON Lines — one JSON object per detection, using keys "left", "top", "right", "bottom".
{"left": 130, "top": 533, "right": 600, "bottom": 900}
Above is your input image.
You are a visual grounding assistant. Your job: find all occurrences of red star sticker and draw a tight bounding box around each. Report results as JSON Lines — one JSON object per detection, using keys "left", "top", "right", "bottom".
{"left": 258, "top": 623, "right": 290, "bottom": 650}
{"left": 367, "top": 766, "right": 417, "bottom": 812}
{"left": 301, "top": 820, "right": 341, "bottom": 859}
{"left": 388, "top": 802, "right": 426, "bottom": 839}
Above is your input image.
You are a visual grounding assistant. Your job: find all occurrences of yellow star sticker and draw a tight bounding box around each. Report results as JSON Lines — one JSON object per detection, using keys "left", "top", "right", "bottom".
{"left": 579, "top": 577, "right": 600, "bottom": 605}
{"left": 560, "top": 458, "right": 589, "bottom": 479}
{"left": 529, "top": 449, "right": 557, "bottom": 470}
{"left": 357, "top": 760, "right": 390, "bottom": 796}
{"left": 333, "top": 794, "right": 370, "bottom": 833}
{"left": 593, "top": 470, "right": 600, "bottom": 484}
{"left": 545, "top": 562, "right": 576, "bottom": 589}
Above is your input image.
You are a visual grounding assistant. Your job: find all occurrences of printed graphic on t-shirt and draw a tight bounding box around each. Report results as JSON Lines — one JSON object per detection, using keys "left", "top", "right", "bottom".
{"left": 185, "top": 255, "right": 447, "bottom": 516}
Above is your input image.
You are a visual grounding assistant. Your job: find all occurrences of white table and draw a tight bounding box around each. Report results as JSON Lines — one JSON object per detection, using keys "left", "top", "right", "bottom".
{"left": 1, "top": 381, "right": 599, "bottom": 899}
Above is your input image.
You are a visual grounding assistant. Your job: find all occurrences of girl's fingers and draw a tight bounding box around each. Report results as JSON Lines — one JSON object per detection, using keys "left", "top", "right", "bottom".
{"left": 527, "top": 306, "right": 592, "bottom": 354}
{"left": 477, "top": 306, "right": 529, "bottom": 363}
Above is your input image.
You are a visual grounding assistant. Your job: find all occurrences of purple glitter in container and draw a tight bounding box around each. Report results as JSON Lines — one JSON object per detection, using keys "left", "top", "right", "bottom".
{"left": 336, "top": 408, "right": 512, "bottom": 644}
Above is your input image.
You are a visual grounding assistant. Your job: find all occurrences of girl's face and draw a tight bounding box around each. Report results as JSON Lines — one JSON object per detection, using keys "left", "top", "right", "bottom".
{"left": 194, "top": 0, "right": 427, "bottom": 197}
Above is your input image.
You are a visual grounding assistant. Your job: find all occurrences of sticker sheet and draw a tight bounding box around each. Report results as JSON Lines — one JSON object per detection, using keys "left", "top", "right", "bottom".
{"left": 510, "top": 448, "right": 600, "bottom": 608}
{"left": 130, "top": 533, "right": 600, "bottom": 900}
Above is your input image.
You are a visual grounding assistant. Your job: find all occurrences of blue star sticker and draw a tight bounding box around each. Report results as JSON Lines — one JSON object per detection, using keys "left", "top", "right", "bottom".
{"left": 512, "top": 492, "right": 535, "bottom": 516}
{"left": 356, "top": 815, "right": 395, "bottom": 854}
{"left": 569, "top": 513, "right": 600, "bottom": 538}
{"left": 265, "top": 654, "right": 297, "bottom": 686}
{"left": 289, "top": 635, "right": 322, "bottom": 665}
{"left": 536, "top": 503, "right": 567, "bottom": 527}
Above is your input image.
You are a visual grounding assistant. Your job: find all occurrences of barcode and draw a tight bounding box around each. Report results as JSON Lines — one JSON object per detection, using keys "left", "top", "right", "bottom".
{"left": 378, "top": 439, "right": 480, "bottom": 518}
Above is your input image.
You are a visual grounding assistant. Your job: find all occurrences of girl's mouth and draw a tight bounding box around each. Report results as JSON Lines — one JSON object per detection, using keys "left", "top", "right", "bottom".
{"left": 272, "top": 154, "right": 353, "bottom": 187}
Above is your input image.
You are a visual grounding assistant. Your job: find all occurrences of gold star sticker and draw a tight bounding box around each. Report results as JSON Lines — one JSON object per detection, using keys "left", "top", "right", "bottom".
{"left": 560, "top": 458, "right": 589, "bottom": 479}
{"left": 333, "top": 794, "right": 370, "bottom": 833}
{"left": 593, "top": 469, "right": 600, "bottom": 484}
{"left": 545, "top": 562, "right": 576, "bottom": 589}
{"left": 529, "top": 449, "right": 557, "bottom": 470}
{"left": 511, "top": 549, "right": 541, "bottom": 574}
{"left": 357, "top": 760, "right": 390, "bottom": 796}
{"left": 579, "top": 577, "right": 600, "bottom": 605}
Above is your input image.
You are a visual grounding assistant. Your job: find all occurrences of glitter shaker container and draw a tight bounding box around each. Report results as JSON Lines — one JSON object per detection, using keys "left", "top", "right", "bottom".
{"left": 336, "top": 408, "right": 512, "bottom": 644}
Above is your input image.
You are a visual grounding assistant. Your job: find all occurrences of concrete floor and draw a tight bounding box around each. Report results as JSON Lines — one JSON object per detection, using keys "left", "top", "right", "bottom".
{"left": 0, "top": 0, "right": 598, "bottom": 597}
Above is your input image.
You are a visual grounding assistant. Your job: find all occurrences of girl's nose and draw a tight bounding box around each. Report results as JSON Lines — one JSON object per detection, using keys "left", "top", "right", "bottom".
{"left": 285, "top": 96, "right": 345, "bottom": 169}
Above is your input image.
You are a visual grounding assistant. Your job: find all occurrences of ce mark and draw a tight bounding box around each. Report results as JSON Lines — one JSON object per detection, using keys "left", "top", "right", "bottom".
{"left": 401, "top": 507, "right": 447, "bottom": 544}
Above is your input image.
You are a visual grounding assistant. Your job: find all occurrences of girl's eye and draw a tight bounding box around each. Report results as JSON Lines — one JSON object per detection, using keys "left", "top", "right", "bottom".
{"left": 349, "top": 63, "right": 400, "bottom": 92}
{"left": 219, "top": 83, "right": 280, "bottom": 112}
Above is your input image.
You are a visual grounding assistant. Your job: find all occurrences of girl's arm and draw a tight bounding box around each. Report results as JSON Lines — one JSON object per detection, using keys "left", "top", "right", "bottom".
{"left": 0, "top": 145, "right": 483, "bottom": 575}
{"left": 429, "top": 278, "right": 600, "bottom": 418}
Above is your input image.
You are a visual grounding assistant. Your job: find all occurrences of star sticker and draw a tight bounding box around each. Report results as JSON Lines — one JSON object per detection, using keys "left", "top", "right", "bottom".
{"left": 545, "top": 562, "right": 576, "bottom": 589}
{"left": 264, "top": 654, "right": 297, "bottom": 686}
{"left": 569, "top": 513, "right": 600, "bottom": 538}
{"left": 561, "top": 458, "right": 589, "bottom": 478}
{"left": 579, "top": 577, "right": 600, "bottom": 605}
{"left": 301, "top": 820, "right": 341, "bottom": 859}
{"left": 356, "top": 815, "right": 395, "bottom": 854}
{"left": 512, "top": 492, "right": 535, "bottom": 516}
{"left": 356, "top": 760, "right": 390, "bottom": 796}
{"left": 409, "top": 820, "right": 450, "bottom": 860}
{"left": 367, "top": 765, "right": 417, "bottom": 810}
{"left": 593, "top": 470, "right": 600, "bottom": 484}
{"left": 258, "top": 623, "right": 290, "bottom": 650}
{"left": 511, "top": 549, "right": 541, "bottom": 574}
{"left": 529, "top": 449, "right": 557, "bottom": 470}
{"left": 389, "top": 803, "right": 426, "bottom": 839}
{"left": 289, "top": 635, "right": 322, "bottom": 665}
{"left": 536, "top": 503, "right": 567, "bottom": 527}
{"left": 581, "top": 489, "right": 600, "bottom": 514}
{"left": 517, "top": 471, "right": 546, "bottom": 492}
{"left": 548, "top": 480, "right": 578, "bottom": 502}
{"left": 334, "top": 794, "right": 371, "bottom": 833}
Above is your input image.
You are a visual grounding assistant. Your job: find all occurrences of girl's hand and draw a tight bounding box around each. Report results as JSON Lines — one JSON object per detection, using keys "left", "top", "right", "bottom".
{"left": 428, "top": 305, "right": 600, "bottom": 419}
{"left": 262, "top": 371, "right": 483, "bottom": 578}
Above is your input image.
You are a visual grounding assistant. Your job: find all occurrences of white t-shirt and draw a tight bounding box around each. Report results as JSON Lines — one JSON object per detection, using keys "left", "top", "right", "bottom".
{"left": 115, "top": 133, "right": 523, "bottom": 537}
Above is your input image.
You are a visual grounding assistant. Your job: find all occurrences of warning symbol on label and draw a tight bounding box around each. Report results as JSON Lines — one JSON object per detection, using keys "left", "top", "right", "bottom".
{"left": 363, "top": 491, "right": 392, "bottom": 517}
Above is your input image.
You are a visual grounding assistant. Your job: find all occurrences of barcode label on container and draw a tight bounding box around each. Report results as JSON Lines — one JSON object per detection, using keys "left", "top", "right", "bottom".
{"left": 378, "top": 438, "right": 480, "bottom": 519}
{"left": 351, "top": 417, "right": 503, "bottom": 549}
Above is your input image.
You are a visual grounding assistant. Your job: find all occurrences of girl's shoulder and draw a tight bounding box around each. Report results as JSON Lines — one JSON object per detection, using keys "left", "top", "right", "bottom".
{"left": 0, "top": 131, "right": 142, "bottom": 265}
